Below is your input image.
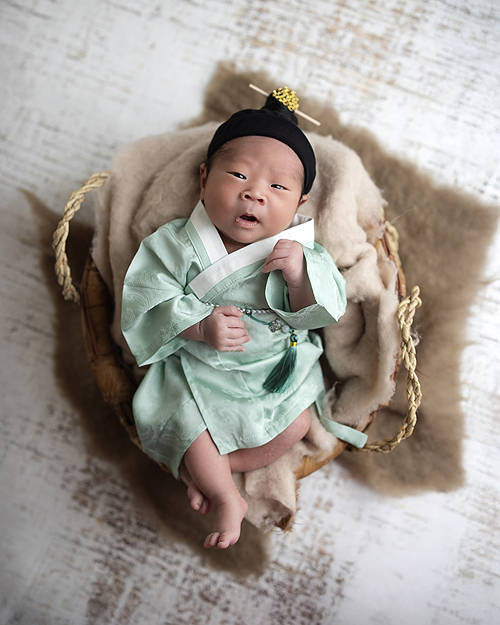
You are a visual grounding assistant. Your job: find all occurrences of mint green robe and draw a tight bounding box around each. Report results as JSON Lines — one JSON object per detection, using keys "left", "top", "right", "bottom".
{"left": 122, "top": 202, "right": 347, "bottom": 477}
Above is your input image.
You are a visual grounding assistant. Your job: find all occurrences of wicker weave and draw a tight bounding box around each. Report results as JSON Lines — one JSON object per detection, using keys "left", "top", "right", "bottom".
{"left": 54, "top": 172, "right": 422, "bottom": 481}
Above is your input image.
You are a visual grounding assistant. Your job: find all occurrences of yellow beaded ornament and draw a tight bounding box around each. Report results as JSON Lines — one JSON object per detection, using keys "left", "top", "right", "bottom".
{"left": 249, "top": 83, "right": 321, "bottom": 126}
{"left": 272, "top": 87, "right": 299, "bottom": 112}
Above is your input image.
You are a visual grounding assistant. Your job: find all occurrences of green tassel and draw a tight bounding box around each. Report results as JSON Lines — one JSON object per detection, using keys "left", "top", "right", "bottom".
{"left": 264, "top": 332, "right": 298, "bottom": 393}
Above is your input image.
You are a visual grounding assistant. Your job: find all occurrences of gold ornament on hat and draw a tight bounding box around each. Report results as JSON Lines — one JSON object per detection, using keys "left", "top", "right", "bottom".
{"left": 272, "top": 87, "right": 299, "bottom": 112}
{"left": 248, "top": 83, "right": 321, "bottom": 126}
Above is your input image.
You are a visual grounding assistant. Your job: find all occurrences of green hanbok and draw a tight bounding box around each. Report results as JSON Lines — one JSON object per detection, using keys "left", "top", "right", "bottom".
{"left": 122, "top": 202, "right": 346, "bottom": 477}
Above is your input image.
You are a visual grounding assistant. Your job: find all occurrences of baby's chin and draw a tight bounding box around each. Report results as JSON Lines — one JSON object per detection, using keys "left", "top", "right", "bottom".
{"left": 216, "top": 227, "right": 269, "bottom": 252}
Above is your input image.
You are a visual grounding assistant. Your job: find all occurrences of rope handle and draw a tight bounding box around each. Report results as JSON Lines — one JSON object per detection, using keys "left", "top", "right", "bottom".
{"left": 53, "top": 171, "right": 422, "bottom": 453}
{"left": 354, "top": 285, "right": 422, "bottom": 453}
{"left": 52, "top": 170, "right": 111, "bottom": 304}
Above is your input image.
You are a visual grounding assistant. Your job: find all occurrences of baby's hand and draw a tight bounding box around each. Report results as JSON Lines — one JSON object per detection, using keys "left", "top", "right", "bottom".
{"left": 200, "top": 306, "right": 250, "bottom": 352}
{"left": 262, "top": 240, "right": 305, "bottom": 289}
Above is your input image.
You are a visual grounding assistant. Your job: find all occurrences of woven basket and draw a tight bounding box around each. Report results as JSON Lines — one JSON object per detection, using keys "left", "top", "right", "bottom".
{"left": 53, "top": 171, "right": 422, "bottom": 481}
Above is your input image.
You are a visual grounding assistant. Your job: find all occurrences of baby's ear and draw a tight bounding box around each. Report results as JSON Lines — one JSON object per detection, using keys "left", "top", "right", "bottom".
{"left": 199, "top": 163, "right": 208, "bottom": 199}
{"left": 298, "top": 194, "right": 308, "bottom": 207}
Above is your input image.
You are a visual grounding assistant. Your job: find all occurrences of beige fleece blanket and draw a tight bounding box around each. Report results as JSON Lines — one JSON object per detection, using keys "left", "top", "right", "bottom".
{"left": 92, "top": 99, "right": 403, "bottom": 529}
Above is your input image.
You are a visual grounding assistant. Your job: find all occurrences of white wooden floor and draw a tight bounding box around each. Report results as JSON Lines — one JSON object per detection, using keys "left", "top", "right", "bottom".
{"left": 1, "top": 1, "right": 499, "bottom": 624}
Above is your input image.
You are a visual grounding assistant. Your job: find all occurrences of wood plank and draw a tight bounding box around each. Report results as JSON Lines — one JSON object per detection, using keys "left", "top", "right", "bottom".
{"left": 1, "top": 1, "right": 499, "bottom": 623}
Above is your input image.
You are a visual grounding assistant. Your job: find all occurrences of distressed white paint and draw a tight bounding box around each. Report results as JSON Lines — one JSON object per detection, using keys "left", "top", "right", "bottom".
{"left": 1, "top": 1, "right": 499, "bottom": 624}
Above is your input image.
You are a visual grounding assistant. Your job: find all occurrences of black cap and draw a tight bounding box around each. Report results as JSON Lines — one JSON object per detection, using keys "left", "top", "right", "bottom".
{"left": 207, "top": 88, "right": 316, "bottom": 194}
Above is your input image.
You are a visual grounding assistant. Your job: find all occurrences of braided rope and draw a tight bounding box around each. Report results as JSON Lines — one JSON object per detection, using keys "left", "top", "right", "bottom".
{"left": 355, "top": 285, "right": 422, "bottom": 452}
{"left": 52, "top": 171, "right": 110, "bottom": 304}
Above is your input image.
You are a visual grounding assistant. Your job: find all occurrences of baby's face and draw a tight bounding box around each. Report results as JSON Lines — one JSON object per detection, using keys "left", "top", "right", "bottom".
{"left": 200, "top": 136, "right": 307, "bottom": 253}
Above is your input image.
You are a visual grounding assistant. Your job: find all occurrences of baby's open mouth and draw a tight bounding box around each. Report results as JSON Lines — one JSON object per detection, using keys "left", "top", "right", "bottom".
{"left": 236, "top": 214, "right": 259, "bottom": 228}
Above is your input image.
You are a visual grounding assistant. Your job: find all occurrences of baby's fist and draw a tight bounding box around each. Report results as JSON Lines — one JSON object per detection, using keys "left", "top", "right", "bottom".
{"left": 262, "top": 240, "right": 305, "bottom": 288}
{"left": 200, "top": 306, "right": 250, "bottom": 352}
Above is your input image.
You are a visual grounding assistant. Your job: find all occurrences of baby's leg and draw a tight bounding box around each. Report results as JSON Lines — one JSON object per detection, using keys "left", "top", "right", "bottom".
{"left": 229, "top": 407, "right": 311, "bottom": 473}
{"left": 183, "top": 431, "right": 248, "bottom": 549}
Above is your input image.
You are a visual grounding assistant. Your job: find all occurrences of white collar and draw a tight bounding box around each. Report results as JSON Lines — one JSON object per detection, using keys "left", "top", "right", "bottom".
{"left": 189, "top": 200, "right": 314, "bottom": 264}
{"left": 186, "top": 201, "right": 315, "bottom": 299}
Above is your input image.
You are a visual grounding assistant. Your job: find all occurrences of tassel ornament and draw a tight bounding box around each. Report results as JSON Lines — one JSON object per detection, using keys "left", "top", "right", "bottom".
{"left": 238, "top": 308, "right": 299, "bottom": 394}
{"left": 263, "top": 332, "right": 298, "bottom": 393}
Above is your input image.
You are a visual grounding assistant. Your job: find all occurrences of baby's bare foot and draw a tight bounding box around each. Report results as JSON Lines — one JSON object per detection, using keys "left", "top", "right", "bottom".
{"left": 204, "top": 495, "right": 249, "bottom": 549}
{"left": 187, "top": 481, "right": 212, "bottom": 515}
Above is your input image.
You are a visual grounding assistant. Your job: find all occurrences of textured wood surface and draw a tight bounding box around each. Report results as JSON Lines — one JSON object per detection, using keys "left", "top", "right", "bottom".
{"left": 1, "top": 1, "right": 499, "bottom": 624}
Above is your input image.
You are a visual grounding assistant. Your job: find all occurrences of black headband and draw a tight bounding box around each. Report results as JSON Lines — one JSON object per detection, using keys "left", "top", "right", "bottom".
{"left": 206, "top": 89, "right": 316, "bottom": 194}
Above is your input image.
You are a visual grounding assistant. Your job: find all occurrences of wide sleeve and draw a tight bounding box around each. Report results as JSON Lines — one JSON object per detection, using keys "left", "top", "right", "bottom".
{"left": 121, "top": 223, "right": 213, "bottom": 366}
{"left": 264, "top": 242, "right": 347, "bottom": 330}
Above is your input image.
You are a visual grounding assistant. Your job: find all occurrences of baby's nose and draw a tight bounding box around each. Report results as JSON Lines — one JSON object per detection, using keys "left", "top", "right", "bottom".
{"left": 242, "top": 185, "right": 266, "bottom": 203}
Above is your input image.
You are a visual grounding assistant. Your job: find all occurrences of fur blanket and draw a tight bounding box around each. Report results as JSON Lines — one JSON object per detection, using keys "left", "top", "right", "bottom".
{"left": 87, "top": 64, "right": 498, "bottom": 531}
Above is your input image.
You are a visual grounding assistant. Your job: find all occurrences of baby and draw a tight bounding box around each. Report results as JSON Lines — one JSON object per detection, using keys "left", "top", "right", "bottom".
{"left": 122, "top": 88, "right": 347, "bottom": 549}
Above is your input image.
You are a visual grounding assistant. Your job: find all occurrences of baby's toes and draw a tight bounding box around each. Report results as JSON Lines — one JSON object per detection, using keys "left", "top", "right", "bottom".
{"left": 216, "top": 532, "right": 233, "bottom": 549}
{"left": 204, "top": 532, "right": 221, "bottom": 549}
{"left": 187, "top": 482, "right": 204, "bottom": 511}
{"left": 199, "top": 498, "right": 213, "bottom": 515}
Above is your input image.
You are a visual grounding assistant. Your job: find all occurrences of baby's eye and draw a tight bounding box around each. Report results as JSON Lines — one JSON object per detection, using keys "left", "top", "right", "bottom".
{"left": 230, "top": 172, "right": 246, "bottom": 179}
{"left": 271, "top": 184, "right": 286, "bottom": 190}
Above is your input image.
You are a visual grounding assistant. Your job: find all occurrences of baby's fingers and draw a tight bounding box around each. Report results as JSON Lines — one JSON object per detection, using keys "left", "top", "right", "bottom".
{"left": 214, "top": 305, "right": 244, "bottom": 318}
{"left": 220, "top": 331, "right": 251, "bottom": 352}
{"left": 225, "top": 316, "right": 248, "bottom": 330}
{"left": 262, "top": 241, "right": 296, "bottom": 272}
{"left": 220, "top": 341, "right": 250, "bottom": 352}
{"left": 262, "top": 254, "right": 291, "bottom": 274}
